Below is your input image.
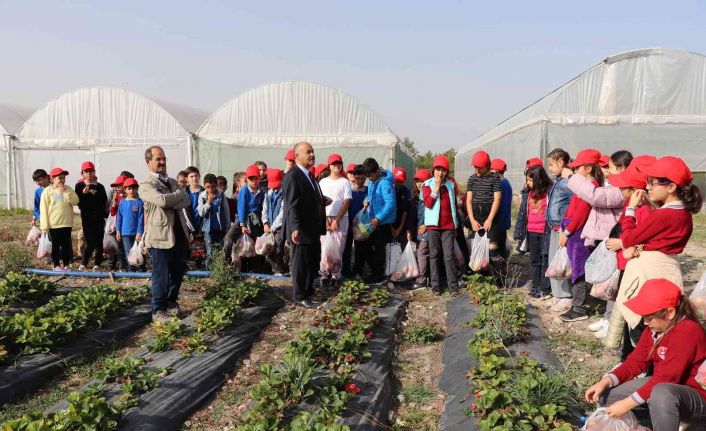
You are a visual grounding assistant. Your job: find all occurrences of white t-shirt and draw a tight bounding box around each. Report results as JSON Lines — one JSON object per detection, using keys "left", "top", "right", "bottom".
{"left": 319, "top": 176, "right": 352, "bottom": 217}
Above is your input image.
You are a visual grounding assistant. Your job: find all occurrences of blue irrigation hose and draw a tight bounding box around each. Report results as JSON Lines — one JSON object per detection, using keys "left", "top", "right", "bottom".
{"left": 24, "top": 268, "right": 290, "bottom": 280}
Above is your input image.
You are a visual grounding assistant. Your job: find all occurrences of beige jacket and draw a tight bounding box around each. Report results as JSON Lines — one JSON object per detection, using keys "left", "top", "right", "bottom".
{"left": 140, "top": 174, "right": 191, "bottom": 249}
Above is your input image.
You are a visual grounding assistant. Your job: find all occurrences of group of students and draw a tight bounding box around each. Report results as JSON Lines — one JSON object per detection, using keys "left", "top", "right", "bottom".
{"left": 503, "top": 147, "right": 706, "bottom": 428}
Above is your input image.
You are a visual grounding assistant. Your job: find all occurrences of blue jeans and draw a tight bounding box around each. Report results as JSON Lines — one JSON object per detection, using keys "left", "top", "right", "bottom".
{"left": 204, "top": 230, "right": 226, "bottom": 268}
{"left": 149, "top": 245, "right": 186, "bottom": 312}
{"left": 121, "top": 235, "right": 139, "bottom": 271}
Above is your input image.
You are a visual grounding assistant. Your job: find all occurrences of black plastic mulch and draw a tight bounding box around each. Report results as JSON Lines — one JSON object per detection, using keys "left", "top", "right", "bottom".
{"left": 115, "top": 289, "right": 284, "bottom": 431}
{"left": 338, "top": 295, "right": 408, "bottom": 431}
{"left": 439, "top": 294, "right": 561, "bottom": 431}
{"left": 0, "top": 303, "right": 152, "bottom": 407}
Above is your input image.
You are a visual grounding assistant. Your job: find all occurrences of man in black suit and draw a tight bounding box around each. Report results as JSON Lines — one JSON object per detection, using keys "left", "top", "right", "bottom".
{"left": 282, "top": 142, "right": 327, "bottom": 308}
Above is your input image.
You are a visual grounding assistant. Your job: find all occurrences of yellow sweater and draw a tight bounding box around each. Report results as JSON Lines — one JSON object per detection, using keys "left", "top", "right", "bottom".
{"left": 39, "top": 185, "right": 80, "bottom": 231}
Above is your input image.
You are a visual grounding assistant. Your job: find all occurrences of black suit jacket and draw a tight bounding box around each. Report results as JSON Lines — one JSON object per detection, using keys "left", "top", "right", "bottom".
{"left": 282, "top": 166, "right": 326, "bottom": 244}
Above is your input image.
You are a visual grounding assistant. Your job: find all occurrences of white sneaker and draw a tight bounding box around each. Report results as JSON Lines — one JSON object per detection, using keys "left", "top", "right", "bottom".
{"left": 78, "top": 265, "right": 86, "bottom": 271}
{"left": 92, "top": 265, "right": 100, "bottom": 271}
{"left": 589, "top": 318, "right": 607, "bottom": 332}
{"left": 550, "top": 298, "right": 573, "bottom": 313}
{"left": 594, "top": 324, "right": 609, "bottom": 339}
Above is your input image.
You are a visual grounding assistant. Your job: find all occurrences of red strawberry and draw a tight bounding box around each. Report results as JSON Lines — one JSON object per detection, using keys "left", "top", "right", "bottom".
{"left": 344, "top": 382, "right": 361, "bottom": 394}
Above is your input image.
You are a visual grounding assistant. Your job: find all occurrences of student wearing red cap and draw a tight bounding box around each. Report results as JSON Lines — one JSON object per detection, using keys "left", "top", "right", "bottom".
{"left": 254, "top": 161, "right": 269, "bottom": 193}
{"left": 343, "top": 164, "right": 368, "bottom": 277}
{"left": 392, "top": 167, "right": 411, "bottom": 247}
{"left": 423, "top": 155, "right": 459, "bottom": 294}
{"left": 105, "top": 175, "right": 130, "bottom": 270}
{"left": 314, "top": 163, "right": 328, "bottom": 181}
{"left": 585, "top": 279, "right": 706, "bottom": 429}
{"left": 284, "top": 150, "right": 296, "bottom": 173}
{"left": 238, "top": 164, "right": 266, "bottom": 272}
{"left": 318, "top": 154, "right": 352, "bottom": 285}
{"left": 116, "top": 178, "right": 145, "bottom": 271}
{"left": 262, "top": 168, "right": 288, "bottom": 275}
{"left": 556, "top": 149, "right": 604, "bottom": 322}
{"left": 526, "top": 157, "right": 544, "bottom": 169}
{"left": 74, "top": 161, "right": 109, "bottom": 271}
{"left": 490, "top": 158, "right": 513, "bottom": 251}
{"left": 409, "top": 168, "right": 431, "bottom": 288}
{"left": 40, "top": 167, "right": 80, "bottom": 271}
{"left": 466, "top": 150, "right": 504, "bottom": 281}
{"left": 197, "top": 173, "right": 231, "bottom": 268}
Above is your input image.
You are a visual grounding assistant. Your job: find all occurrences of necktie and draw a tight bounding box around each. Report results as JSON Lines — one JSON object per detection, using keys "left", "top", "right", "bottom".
{"left": 308, "top": 172, "right": 319, "bottom": 195}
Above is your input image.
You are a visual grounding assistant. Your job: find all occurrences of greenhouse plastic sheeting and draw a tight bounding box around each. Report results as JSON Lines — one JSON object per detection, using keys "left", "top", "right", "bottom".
{"left": 457, "top": 48, "right": 706, "bottom": 191}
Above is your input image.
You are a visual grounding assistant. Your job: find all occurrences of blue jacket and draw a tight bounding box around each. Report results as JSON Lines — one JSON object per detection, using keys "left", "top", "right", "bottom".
{"left": 263, "top": 189, "right": 283, "bottom": 228}
{"left": 237, "top": 184, "right": 264, "bottom": 225}
{"left": 366, "top": 170, "right": 396, "bottom": 226}
{"left": 349, "top": 187, "right": 368, "bottom": 224}
{"left": 198, "top": 191, "right": 231, "bottom": 233}
{"left": 188, "top": 187, "right": 204, "bottom": 230}
{"left": 116, "top": 198, "right": 144, "bottom": 236}
{"left": 546, "top": 177, "right": 573, "bottom": 228}
{"left": 499, "top": 178, "right": 513, "bottom": 231}
{"left": 33, "top": 186, "right": 44, "bottom": 220}
{"left": 513, "top": 189, "right": 528, "bottom": 241}
{"left": 415, "top": 199, "right": 427, "bottom": 241}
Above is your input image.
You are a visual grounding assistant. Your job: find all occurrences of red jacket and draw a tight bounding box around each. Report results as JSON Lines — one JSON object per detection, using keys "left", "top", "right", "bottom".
{"left": 620, "top": 206, "right": 692, "bottom": 254}
{"left": 616, "top": 203, "right": 652, "bottom": 270}
{"left": 564, "top": 180, "right": 598, "bottom": 234}
{"left": 609, "top": 319, "right": 706, "bottom": 405}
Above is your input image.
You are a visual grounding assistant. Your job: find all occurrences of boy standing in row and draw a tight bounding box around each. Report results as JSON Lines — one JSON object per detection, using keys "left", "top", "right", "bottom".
{"left": 75, "top": 161, "right": 108, "bottom": 271}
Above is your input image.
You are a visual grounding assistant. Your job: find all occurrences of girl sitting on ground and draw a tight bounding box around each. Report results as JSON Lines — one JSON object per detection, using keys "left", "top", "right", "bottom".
{"left": 584, "top": 278, "right": 706, "bottom": 430}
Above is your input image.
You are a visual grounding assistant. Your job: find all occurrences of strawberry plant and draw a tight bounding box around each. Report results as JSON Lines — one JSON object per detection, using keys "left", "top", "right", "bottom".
{"left": 404, "top": 324, "right": 445, "bottom": 344}
{"left": 177, "top": 332, "right": 209, "bottom": 356}
{"left": 98, "top": 356, "right": 146, "bottom": 383}
{"left": 195, "top": 299, "right": 241, "bottom": 335}
{"left": 0, "top": 273, "right": 56, "bottom": 307}
{"left": 148, "top": 318, "right": 187, "bottom": 352}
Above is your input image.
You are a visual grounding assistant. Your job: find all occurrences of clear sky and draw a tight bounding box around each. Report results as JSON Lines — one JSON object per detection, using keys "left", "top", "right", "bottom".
{"left": 2, "top": 0, "right": 706, "bottom": 152}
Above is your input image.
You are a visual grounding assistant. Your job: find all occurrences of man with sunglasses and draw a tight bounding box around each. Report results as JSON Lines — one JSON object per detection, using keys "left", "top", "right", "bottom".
{"left": 140, "top": 146, "right": 192, "bottom": 322}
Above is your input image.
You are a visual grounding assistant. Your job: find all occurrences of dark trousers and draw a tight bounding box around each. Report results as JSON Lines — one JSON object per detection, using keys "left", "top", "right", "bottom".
{"left": 428, "top": 229, "right": 458, "bottom": 292}
{"left": 527, "top": 232, "right": 550, "bottom": 294}
{"left": 364, "top": 226, "right": 391, "bottom": 280}
{"left": 342, "top": 223, "right": 354, "bottom": 276}
{"left": 149, "top": 244, "right": 187, "bottom": 312}
{"left": 417, "top": 240, "right": 429, "bottom": 282}
{"left": 602, "top": 378, "right": 706, "bottom": 430}
{"left": 267, "top": 229, "right": 288, "bottom": 274}
{"left": 222, "top": 222, "right": 241, "bottom": 263}
{"left": 81, "top": 216, "right": 105, "bottom": 267}
{"left": 571, "top": 276, "right": 588, "bottom": 312}
{"left": 49, "top": 227, "right": 73, "bottom": 267}
{"left": 110, "top": 234, "right": 128, "bottom": 270}
{"left": 291, "top": 242, "right": 321, "bottom": 300}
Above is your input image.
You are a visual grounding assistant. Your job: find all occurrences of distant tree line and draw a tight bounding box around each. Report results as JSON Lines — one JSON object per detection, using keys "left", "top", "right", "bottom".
{"left": 401, "top": 137, "right": 456, "bottom": 178}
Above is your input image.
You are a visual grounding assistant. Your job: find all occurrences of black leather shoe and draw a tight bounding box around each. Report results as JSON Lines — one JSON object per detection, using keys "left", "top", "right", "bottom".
{"left": 295, "top": 299, "right": 318, "bottom": 309}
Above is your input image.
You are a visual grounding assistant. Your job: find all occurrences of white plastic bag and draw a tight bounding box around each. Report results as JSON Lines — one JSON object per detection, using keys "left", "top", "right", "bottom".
{"left": 26, "top": 226, "right": 42, "bottom": 246}
{"left": 104, "top": 215, "right": 116, "bottom": 234}
{"left": 585, "top": 240, "right": 618, "bottom": 284}
{"left": 390, "top": 242, "right": 420, "bottom": 282}
{"left": 352, "top": 208, "right": 375, "bottom": 242}
{"left": 321, "top": 232, "right": 343, "bottom": 274}
{"left": 103, "top": 233, "right": 119, "bottom": 256}
{"left": 690, "top": 270, "right": 706, "bottom": 321}
{"left": 37, "top": 232, "right": 52, "bottom": 258}
{"left": 697, "top": 359, "right": 706, "bottom": 390}
{"left": 590, "top": 269, "right": 621, "bottom": 301}
{"left": 237, "top": 234, "right": 256, "bottom": 258}
{"left": 255, "top": 232, "right": 275, "bottom": 256}
{"left": 469, "top": 232, "right": 490, "bottom": 272}
{"left": 385, "top": 242, "right": 402, "bottom": 276}
{"left": 581, "top": 407, "right": 647, "bottom": 431}
{"left": 545, "top": 247, "right": 572, "bottom": 280}
{"left": 127, "top": 240, "right": 144, "bottom": 267}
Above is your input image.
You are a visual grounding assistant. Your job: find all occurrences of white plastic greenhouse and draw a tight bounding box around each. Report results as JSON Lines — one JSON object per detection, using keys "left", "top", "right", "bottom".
{"left": 456, "top": 48, "right": 706, "bottom": 190}
{"left": 1, "top": 104, "right": 35, "bottom": 207}
{"left": 8, "top": 87, "right": 208, "bottom": 208}
{"left": 194, "top": 81, "right": 412, "bottom": 177}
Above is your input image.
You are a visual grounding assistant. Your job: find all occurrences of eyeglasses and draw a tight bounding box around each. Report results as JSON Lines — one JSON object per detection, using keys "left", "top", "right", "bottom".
{"left": 646, "top": 179, "right": 671, "bottom": 188}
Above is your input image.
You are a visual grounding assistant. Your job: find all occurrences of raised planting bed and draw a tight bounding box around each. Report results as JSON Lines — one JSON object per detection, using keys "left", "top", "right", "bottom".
{"left": 0, "top": 279, "right": 282, "bottom": 431}
{"left": 0, "top": 283, "right": 151, "bottom": 406}
{"left": 0, "top": 273, "right": 61, "bottom": 318}
{"left": 232, "top": 281, "right": 407, "bottom": 431}
{"left": 442, "top": 274, "right": 576, "bottom": 431}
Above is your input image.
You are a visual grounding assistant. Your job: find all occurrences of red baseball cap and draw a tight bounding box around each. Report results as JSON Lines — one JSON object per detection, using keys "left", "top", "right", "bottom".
{"left": 525, "top": 157, "right": 544, "bottom": 169}
{"left": 327, "top": 153, "right": 343, "bottom": 165}
{"left": 81, "top": 161, "right": 95, "bottom": 172}
{"left": 609, "top": 165, "right": 645, "bottom": 189}
{"left": 346, "top": 163, "right": 357, "bottom": 173}
{"left": 624, "top": 278, "right": 682, "bottom": 316}
{"left": 49, "top": 167, "right": 69, "bottom": 177}
{"left": 315, "top": 163, "right": 327, "bottom": 178}
{"left": 491, "top": 158, "right": 507, "bottom": 172}
{"left": 413, "top": 169, "right": 431, "bottom": 182}
{"left": 567, "top": 149, "right": 602, "bottom": 168}
{"left": 285, "top": 150, "right": 295, "bottom": 162}
{"left": 433, "top": 155, "right": 450, "bottom": 170}
{"left": 245, "top": 165, "right": 260, "bottom": 178}
{"left": 599, "top": 154, "right": 610, "bottom": 168}
{"left": 111, "top": 175, "right": 126, "bottom": 187}
{"left": 393, "top": 167, "right": 407, "bottom": 183}
{"left": 267, "top": 168, "right": 284, "bottom": 188}
{"left": 471, "top": 150, "right": 491, "bottom": 168}
{"left": 123, "top": 178, "right": 139, "bottom": 188}
{"left": 643, "top": 156, "right": 693, "bottom": 188}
